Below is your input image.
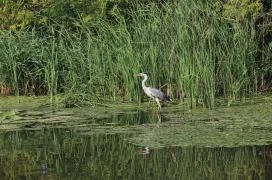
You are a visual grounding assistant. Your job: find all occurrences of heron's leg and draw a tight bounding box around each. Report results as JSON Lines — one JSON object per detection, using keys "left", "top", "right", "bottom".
{"left": 155, "top": 98, "right": 161, "bottom": 113}
{"left": 156, "top": 112, "right": 161, "bottom": 124}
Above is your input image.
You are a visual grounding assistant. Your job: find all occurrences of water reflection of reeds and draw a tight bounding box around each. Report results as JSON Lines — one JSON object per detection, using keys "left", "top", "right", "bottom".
{"left": 0, "top": 128, "right": 271, "bottom": 179}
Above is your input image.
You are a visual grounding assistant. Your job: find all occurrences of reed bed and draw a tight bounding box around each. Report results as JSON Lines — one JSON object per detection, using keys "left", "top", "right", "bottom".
{"left": 0, "top": 1, "right": 266, "bottom": 108}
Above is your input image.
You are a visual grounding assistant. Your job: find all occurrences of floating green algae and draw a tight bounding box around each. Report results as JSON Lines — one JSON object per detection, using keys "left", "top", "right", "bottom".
{"left": 128, "top": 100, "right": 272, "bottom": 148}
{"left": 0, "top": 96, "right": 272, "bottom": 148}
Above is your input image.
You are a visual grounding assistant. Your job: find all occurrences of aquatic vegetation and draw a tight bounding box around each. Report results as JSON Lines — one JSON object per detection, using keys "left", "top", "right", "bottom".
{"left": 0, "top": 96, "right": 271, "bottom": 148}
{"left": 0, "top": 110, "right": 20, "bottom": 121}
{"left": 0, "top": 1, "right": 270, "bottom": 108}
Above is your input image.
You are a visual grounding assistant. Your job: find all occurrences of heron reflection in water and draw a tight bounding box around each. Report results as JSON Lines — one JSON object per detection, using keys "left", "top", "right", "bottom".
{"left": 135, "top": 73, "right": 170, "bottom": 113}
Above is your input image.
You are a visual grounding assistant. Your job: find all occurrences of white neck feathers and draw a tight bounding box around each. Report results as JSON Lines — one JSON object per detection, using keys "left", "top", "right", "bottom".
{"left": 141, "top": 74, "right": 148, "bottom": 89}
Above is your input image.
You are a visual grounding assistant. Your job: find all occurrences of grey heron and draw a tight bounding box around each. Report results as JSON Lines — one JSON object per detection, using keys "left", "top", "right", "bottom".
{"left": 135, "top": 73, "right": 170, "bottom": 112}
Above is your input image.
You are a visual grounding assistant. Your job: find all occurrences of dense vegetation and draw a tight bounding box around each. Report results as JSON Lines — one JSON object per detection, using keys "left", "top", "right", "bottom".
{"left": 0, "top": 0, "right": 271, "bottom": 108}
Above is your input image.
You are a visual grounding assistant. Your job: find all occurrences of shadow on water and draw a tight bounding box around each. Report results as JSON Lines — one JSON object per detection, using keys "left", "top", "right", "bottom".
{"left": 0, "top": 103, "right": 272, "bottom": 179}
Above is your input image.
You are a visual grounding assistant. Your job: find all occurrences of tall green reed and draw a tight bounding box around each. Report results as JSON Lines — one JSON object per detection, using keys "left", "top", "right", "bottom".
{"left": 0, "top": 30, "right": 47, "bottom": 98}
{"left": 0, "top": 0, "right": 264, "bottom": 108}
{"left": 126, "top": 0, "right": 258, "bottom": 107}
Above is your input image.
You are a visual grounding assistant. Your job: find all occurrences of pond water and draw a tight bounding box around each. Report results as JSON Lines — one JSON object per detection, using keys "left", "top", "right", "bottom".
{"left": 0, "top": 98, "right": 272, "bottom": 179}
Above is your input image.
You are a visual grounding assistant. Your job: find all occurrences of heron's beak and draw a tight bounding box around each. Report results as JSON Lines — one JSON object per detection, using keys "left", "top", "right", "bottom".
{"left": 134, "top": 73, "right": 141, "bottom": 77}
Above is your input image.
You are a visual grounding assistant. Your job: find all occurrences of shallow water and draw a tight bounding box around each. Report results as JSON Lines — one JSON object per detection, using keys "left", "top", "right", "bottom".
{"left": 0, "top": 97, "right": 272, "bottom": 179}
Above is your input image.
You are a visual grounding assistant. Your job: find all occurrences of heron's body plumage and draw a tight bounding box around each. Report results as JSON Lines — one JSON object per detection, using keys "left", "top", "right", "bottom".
{"left": 137, "top": 73, "right": 169, "bottom": 112}
{"left": 143, "top": 87, "right": 169, "bottom": 101}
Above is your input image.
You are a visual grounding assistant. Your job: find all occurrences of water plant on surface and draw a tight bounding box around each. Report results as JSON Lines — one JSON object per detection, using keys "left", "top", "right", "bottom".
{"left": 0, "top": 110, "right": 20, "bottom": 121}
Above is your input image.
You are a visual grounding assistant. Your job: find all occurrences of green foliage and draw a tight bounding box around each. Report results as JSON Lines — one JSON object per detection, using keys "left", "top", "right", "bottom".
{"left": 0, "top": 0, "right": 127, "bottom": 30}
{"left": 0, "top": 0, "right": 271, "bottom": 108}
{"left": 214, "top": 0, "right": 263, "bottom": 22}
{"left": 0, "top": 0, "right": 49, "bottom": 30}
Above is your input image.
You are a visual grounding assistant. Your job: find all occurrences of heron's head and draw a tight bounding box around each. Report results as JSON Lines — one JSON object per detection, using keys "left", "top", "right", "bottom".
{"left": 134, "top": 73, "right": 148, "bottom": 81}
{"left": 134, "top": 73, "right": 147, "bottom": 77}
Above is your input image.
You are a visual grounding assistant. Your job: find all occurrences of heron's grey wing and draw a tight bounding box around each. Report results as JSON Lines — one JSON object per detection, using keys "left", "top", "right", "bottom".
{"left": 148, "top": 87, "right": 169, "bottom": 101}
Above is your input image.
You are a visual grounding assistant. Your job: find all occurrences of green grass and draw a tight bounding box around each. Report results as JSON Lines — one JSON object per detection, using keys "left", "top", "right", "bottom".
{"left": 0, "top": 0, "right": 269, "bottom": 108}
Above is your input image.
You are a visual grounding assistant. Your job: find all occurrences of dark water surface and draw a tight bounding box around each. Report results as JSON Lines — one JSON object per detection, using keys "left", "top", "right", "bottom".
{"left": 0, "top": 101, "right": 272, "bottom": 179}
{"left": 1, "top": 127, "right": 272, "bottom": 180}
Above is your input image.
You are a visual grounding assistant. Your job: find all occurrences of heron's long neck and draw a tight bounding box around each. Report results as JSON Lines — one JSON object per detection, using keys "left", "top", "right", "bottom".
{"left": 142, "top": 75, "right": 148, "bottom": 89}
